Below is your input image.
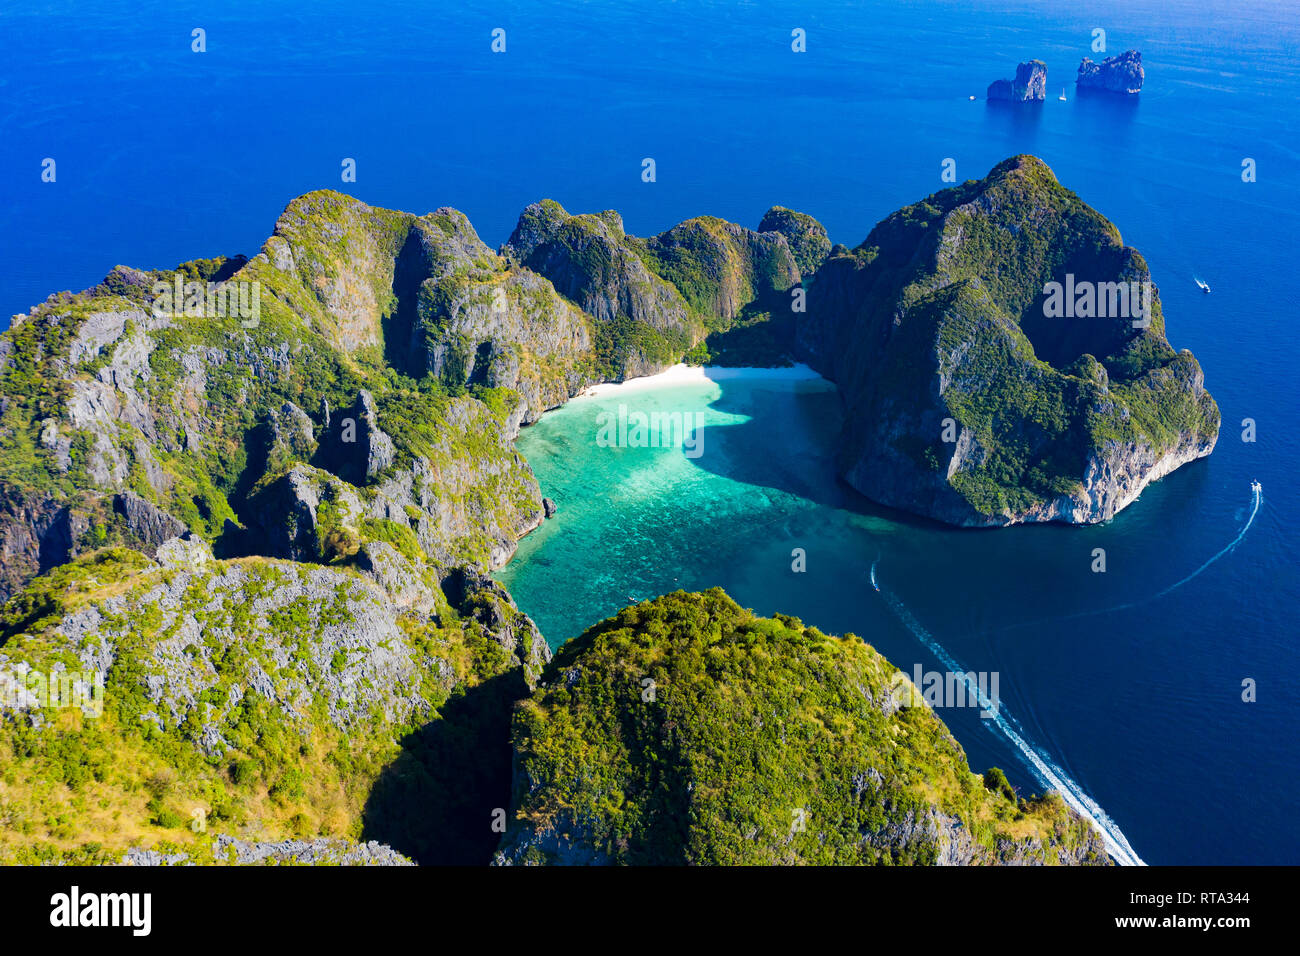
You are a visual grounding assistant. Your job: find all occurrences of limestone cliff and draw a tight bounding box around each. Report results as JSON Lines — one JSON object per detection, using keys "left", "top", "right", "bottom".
{"left": 503, "top": 199, "right": 802, "bottom": 377}
{"left": 797, "top": 156, "right": 1218, "bottom": 526}
{"left": 988, "top": 60, "right": 1048, "bottom": 102}
{"left": 0, "top": 174, "right": 1176, "bottom": 866}
{"left": 495, "top": 590, "right": 1109, "bottom": 866}
{"left": 1078, "top": 50, "right": 1144, "bottom": 94}
{"left": 759, "top": 205, "right": 832, "bottom": 275}
{"left": 0, "top": 190, "right": 815, "bottom": 600}
{"left": 0, "top": 538, "right": 549, "bottom": 864}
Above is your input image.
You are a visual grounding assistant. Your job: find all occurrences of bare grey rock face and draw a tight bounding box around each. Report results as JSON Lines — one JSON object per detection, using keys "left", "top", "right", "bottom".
{"left": 355, "top": 390, "right": 395, "bottom": 478}
{"left": 315, "top": 389, "right": 395, "bottom": 483}
{"left": 246, "top": 402, "right": 545, "bottom": 572}
{"left": 211, "top": 835, "right": 415, "bottom": 865}
{"left": 355, "top": 540, "right": 437, "bottom": 614}
{"left": 1077, "top": 50, "right": 1144, "bottom": 94}
{"left": 0, "top": 493, "right": 76, "bottom": 601}
{"left": 112, "top": 492, "right": 187, "bottom": 554}
{"left": 156, "top": 533, "right": 213, "bottom": 571}
{"left": 25, "top": 553, "right": 459, "bottom": 757}
{"left": 860, "top": 807, "right": 1107, "bottom": 866}
{"left": 419, "top": 267, "right": 594, "bottom": 424}
{"left": 266, "top": 400, "right": 318, "bottom": 467}
{"left": 988, "top": 60, "right": 1048, "bottom": 101}
{"left": 121, "top": 847, "right": 191, "bottom": 866}
{"left": 121, "top": 835, "right": 414, "bottom": 866}
{"left": 493, "top": 813, "right": 611, "bottom": 866}
{"left": 68, "top": 308, "right": 133, "bottom": 364}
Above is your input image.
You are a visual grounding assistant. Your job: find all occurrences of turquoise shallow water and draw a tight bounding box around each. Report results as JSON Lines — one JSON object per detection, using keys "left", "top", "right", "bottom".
{"left": 497, "top": 367, "right": 1293, "bottom": 865}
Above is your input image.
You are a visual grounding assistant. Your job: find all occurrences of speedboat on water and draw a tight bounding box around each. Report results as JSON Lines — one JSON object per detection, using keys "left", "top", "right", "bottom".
{"left": 1252, "top": 479, "right": 1262, "bottom": 494}
{"left": 1195, "top": 276, "right": 1211, "bottom": 293}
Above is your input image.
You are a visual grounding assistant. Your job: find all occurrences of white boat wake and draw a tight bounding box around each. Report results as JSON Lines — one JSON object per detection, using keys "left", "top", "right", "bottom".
{"left": 995, "top": 482, "right": 1262, "bottom": 634}
{"left": 1145, "top": 481, "right": 1261, "bottom": 603}
{"left": 879, "top": 586, "right": 1148, "bottom": 866}
{"left": 869, "top": 482, "right": 1263, "bottom": 865}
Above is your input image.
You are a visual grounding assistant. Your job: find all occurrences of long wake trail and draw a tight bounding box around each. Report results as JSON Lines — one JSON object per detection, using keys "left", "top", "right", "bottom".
{"left": 879, "top": 587, "right": 1148, "bottom": 866}
{"left": 1146, "top": 482, "right": 1261, "bottom": 602}
{"left": 993, "top": 482, "right": 1262, "bottom": 635}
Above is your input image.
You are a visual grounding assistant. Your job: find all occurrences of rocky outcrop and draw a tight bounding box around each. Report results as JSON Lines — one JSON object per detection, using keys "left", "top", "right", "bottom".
{"left": 504, "top": 202, "right": 692, "bottom": 332}
{"left": 759, "top": 206, "right": 831, "bottom": 275}
{"left": 264, "top": 400, "right": 318, "bottom": 472}
{"left": 112, "top": 492, "right": 187, "bottom": 554}
{"left": 246, "top": 397, "right": 545, "bottom": 571}
{"left": 503, "top": 200, "right": 805, "bottom": 380}
{"left": 122, "top": 835, "right": 414, "bottom": 866}
{"left": 0, "top": 491, "right": 80, "bottom": 601}
{"left": 441, "top": 566, "right": 552, "bottom": 689}
{"left": 1077, "top": 50, "right": 1143, "bottom": 94}
{"left": 418, "top": 265, "right": 595, "bottom": 424}
{"left": 988, "top": 60, "right": 1048, "bottom": 101}
{"left": 316, "top": 389, "right": 395, "bottom": 484}
{"left": 638, "top": 217, "right": 800, "bottom": 320}
{"left": 495, "top": 589, "right": 1109, "bottom": 865}
{"left": 0, "top": 536, "right": 543, "bottom": 863}
{"left": 0, "top": 487, "right": 191, "bottom": 600}
{"left": 5, "top": 542, "right": 453, "bottom": 750}
{"left": 211, "top": 835, "right": 414, "bottom": 866}
{"left": 798, "top": 156, "right": 1218, "bottom": 526}
{"left": 863, "top": 806, "right": 1107, "bottom": 866}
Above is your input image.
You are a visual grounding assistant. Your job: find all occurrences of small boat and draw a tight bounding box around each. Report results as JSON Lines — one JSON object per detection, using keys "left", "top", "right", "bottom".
{"left": 1251, "top": 479, "right": 1262, "bottom": 494}
{"left": 1195, "top": 276, "right": 1211, "bottom": 293}
{"left": 1058, "top": 88, "right": 1067, "bottom": 101}
{"left": 870, "top": 560, "right": 880, "bottom": 593}
{"left": 969, "top": 94, "right": 976, "bottom": 100}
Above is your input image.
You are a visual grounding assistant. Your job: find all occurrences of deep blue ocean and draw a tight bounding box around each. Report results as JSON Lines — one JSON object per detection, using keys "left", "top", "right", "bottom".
{"left": 2, "top": 0, "right": 1297, "bottom": 864}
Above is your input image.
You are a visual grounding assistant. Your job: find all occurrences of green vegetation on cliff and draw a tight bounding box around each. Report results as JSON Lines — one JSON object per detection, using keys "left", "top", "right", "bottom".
{"left": 802, "top": 155, "right": 1219, "bottom": 524}
{"left": 0, "top": 174, "right": 1147, "bottom": 866}
{"left": 759, "top": 205, "right": 832, "bottom": 275}
{"left": 0, "top": 541, "right": 544, "bottom": 865}
{"left": 497, "top": 589, "right": 1107, "bottom": 865}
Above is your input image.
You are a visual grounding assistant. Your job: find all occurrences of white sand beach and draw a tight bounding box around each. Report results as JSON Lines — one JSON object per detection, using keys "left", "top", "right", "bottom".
{"left": 577, "top": 363, "right": 825, "bottom": 399}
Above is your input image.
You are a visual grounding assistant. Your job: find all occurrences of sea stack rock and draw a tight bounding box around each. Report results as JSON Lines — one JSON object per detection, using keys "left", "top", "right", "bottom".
{"left": 1077, "top": 50, "right": 1143, "bottom": 94}
{"left": 987, "top": 60, "right": 1047, "bottom": 102}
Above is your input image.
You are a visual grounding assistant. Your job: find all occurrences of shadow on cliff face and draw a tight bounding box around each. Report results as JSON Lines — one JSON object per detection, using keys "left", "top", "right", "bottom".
{"left": 684, "top": 371, "right": 946, "bottom": 531}
{"left": 361, "top": 669, "right": 527, "bottom": 865}
{"left": 699, "top": 286, "right": 800, "bottom": 367}
{"left": 382, "top": 228, "right": 433, "bottom": 379}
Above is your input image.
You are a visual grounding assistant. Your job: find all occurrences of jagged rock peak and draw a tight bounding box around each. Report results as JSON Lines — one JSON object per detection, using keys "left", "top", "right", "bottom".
{"left": 1077, "top": 50, "right": 1144, "bottom": 94}
{"left": 988, "top": 60, "right": 1048, "bottom": 101}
